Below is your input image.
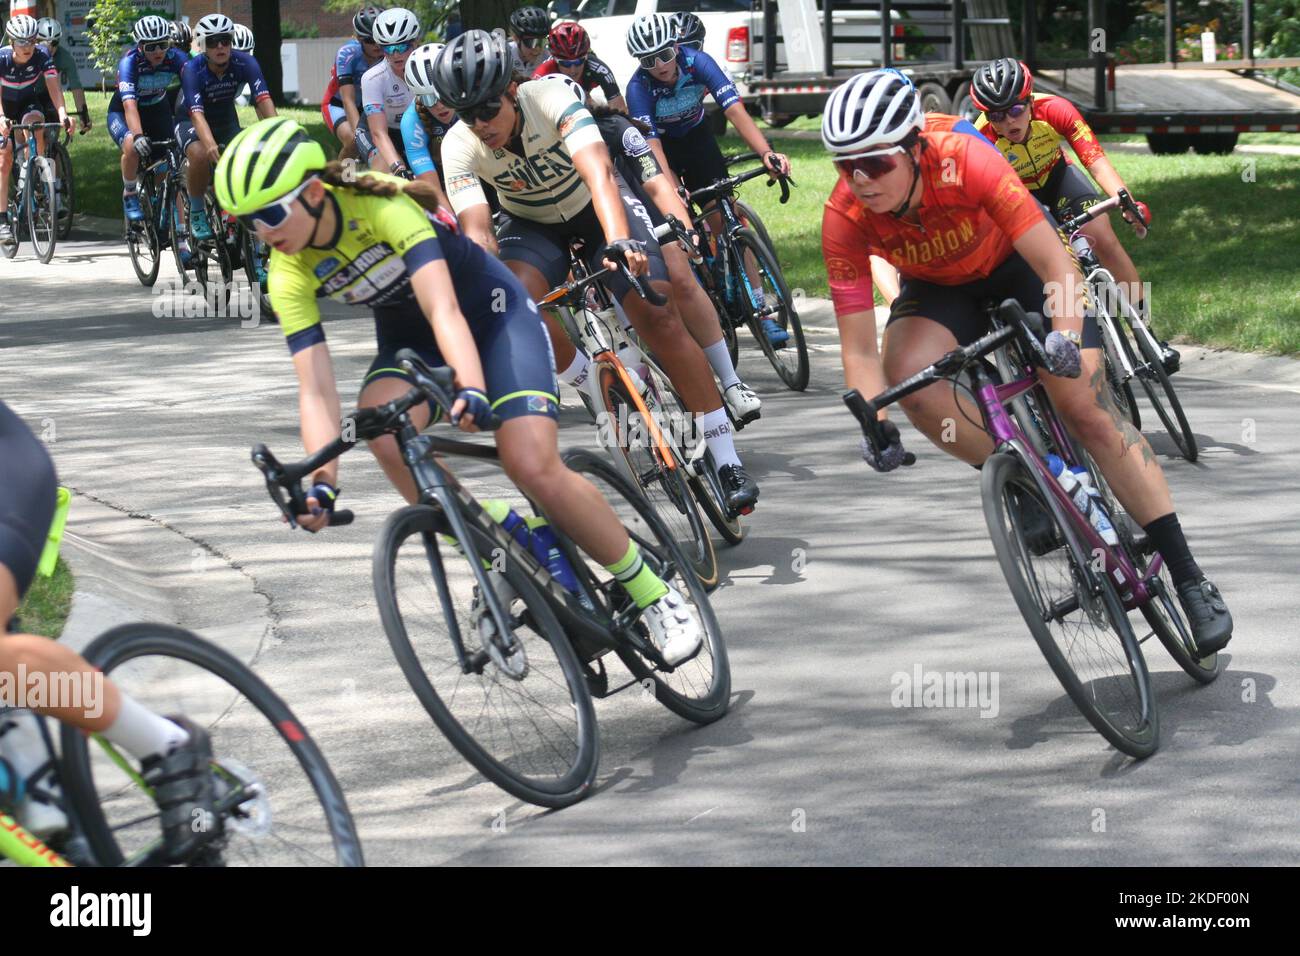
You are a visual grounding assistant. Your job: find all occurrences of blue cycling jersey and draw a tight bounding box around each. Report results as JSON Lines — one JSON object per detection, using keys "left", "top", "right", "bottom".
{"left": 399, "top": 101, "right": 455, "bottom": 178}
{"left": 0, "top": 44, "right": 56, "bottom": 104}
{"left": 109, "top": 46, "right": 187, "bottom": 113}
{"left": 625, "top": 48, "right": 739, "bottom": 140}
{"left": 179, "top": 49, "right": 269, "bottom": 127}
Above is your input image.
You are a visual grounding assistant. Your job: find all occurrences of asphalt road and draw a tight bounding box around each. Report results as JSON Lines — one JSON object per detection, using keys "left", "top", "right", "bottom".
{"left": 3, "top": 233, "right": 1297, "bottom": 866}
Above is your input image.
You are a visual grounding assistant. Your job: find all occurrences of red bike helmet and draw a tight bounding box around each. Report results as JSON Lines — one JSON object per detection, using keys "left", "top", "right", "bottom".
{"left": 548, "top": 21, "right": 590, "bottom": 60}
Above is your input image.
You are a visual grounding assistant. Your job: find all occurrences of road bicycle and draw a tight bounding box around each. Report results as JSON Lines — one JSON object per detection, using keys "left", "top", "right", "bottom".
{"left": 1, "top": 122, "right": 62, "bottom": 264}
{"left": 685, "top": 159, "right": 809, "bottom": 391}
{"left": 0, "top": 623, "right": 363, "bottom": 866}
{"left": 1058, "top": 192, "right": 1197, "bottom": 461}
{"left": 252, "top": 351, "right": 730, "bottom": 808}
{"left": 846, "top": 299, "right": 1217, "bottom": 759}
{"left": 41, "top": 125, "right": 76, "bottom": 241}
{"left": 123, "top": 138, "right": 185, "bottom": 288}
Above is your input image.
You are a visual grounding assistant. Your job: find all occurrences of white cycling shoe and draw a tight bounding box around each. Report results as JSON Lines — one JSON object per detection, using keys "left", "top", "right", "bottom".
{"left": 643, "top": 585, "right": 702, "bottom": 665}
{"left": 723, "top": 381, "right": 762, "bottom": 427}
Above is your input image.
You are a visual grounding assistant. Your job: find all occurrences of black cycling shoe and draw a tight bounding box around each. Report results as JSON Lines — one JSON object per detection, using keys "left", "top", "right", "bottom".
{"left": 1015, "top": 490, "right": 1060, "bottom": 557}
{"left": 1176, "top": 577, "right": 1233, "bottom": 658}
{"left": 717, "top": 463, "right": 759, "bottom": 517}
{"left": 141, "top": 716, "right": 223, "bottom": 863}
{"left": 1159, "top": 340, "right": 1181, "bottom": 375}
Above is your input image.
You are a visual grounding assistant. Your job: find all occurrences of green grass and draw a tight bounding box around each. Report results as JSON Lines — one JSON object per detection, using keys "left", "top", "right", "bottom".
{"left": 726, "top": 133, "right": 1300, "bottom": 353}
{"left": 16, "top": 557, "right": 74, "bottom": 639}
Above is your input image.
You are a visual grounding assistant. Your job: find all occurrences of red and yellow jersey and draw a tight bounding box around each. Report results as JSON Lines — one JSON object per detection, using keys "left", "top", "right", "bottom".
{"left": 821, "top": 130, "right": 1044, "bottom": 314}
{"left": 974, "top": 93, "right": 1104, "bottom": 190}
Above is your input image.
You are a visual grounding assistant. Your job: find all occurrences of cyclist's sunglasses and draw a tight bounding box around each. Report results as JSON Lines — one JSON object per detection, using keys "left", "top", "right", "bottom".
{"left": 639, "top": 47, "right": 675, "bottom": 69}
{"left": 382, "top": 41, "right": 414, "bottom": 55}
{"left": 10, "top": 37, "right": 36, "bottom": 48}
{"left": 239, "top": 178, "right": 316, "bottom": 232}
{"left": 987, "top": 102, "right": 1029, "bottom": 123}
{"left": 517, "top": 35, "right": 544, "bottom": 48}
{"left": 204, "top": 34, "right": 232, "bottom": 49}
{"left": 457, "top": 97, "right": 504, "bottom": 125}
{"left": 139, "top": 41, "right": 169, "bottom": 53}
{"left": 833, "top": 145, "right": 905, "bottom": 182}
{"left": 556, "top": 56, "right": 586, "bottom": 68}
{"left": 416, "top": 93, "right": 440, "bottom": 108}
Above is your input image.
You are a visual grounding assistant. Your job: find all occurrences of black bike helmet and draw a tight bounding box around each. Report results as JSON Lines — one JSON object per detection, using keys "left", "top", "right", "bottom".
{"left": 352, "top": 5, "right": 382, "bottom": 41}
{"left": 969, "top": 58, "right": 1033, "bottom": 112}
{"left": 672, "top": 12, "right": 705, "bottom": 50}
{"left": 432, "top": 29, "right": 515, "bottom": 111}
{"left": 508, "top": 6, "right": 549, "bottom": 39}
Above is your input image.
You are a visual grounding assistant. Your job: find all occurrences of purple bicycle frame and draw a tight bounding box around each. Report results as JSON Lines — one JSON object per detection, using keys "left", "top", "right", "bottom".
{"left": 979, "top": 358, "right": 1160, "bottom": 612}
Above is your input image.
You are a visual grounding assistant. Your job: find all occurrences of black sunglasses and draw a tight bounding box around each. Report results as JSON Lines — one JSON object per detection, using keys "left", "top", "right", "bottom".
{"left": 204, "top": 34, "right": 232, "bottom": 48}
{"left": 139, "top": 41, "right": 169, "bottom": 53}
{"left": 457, "top": 97, "right": 504, "bottom": 125}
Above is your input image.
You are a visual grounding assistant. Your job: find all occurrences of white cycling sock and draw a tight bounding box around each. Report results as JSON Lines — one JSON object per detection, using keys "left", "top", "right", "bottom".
{"left": 557, "top": 350, "right": 591, "bottom": 388}
{"left": 697, "top": 407, "right": 741, "bottom": 469}
{"left": 102, "top": 693, "right": 190, "bottom": 761}
{"left": 702, "top": 339, "right": 741, "bottom": 390}
{"left": 122, "top": 175, "right": 137, "bottom": 193}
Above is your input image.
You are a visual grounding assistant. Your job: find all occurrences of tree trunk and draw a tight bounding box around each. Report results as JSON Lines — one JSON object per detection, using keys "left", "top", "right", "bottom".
{"left": 459, "top": 1, "right": 522, "bottom": 34}
{"left": 252, "top": 0, "right": 286, "bottom": 105}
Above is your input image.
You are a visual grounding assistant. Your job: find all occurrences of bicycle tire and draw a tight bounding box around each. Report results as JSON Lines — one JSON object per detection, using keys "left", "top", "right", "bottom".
{"left": 563, "top": 449, "right": 731, "bottom": 724}
{"left": 204, "top": 193, "right": 235, "bottom": 312}
{"left": 375, "top": 504, "right": 599, "bottom": 809}
{"left": 239, "top": 225, "right": 274, "bottom": 320}
{"left": 595, "top": 361, "right": 719, "bottom": 589}
{"left": 1096, "top": 305, "right": 1140, "bottom": 430}
{"left": 981, "top": 452, "right": 1158, "bottom": 758}
{"left": 1139, "top": 555, "right": 1220, "bottom": 684}
{"left": 1124, "top": 317, "right": 1197, "bottom": 461}
{"left": 170, "top": 176, "right": 207, "bottom": 296}
{"left": 734, "top": 227, "right": 809, "bottom": 391}
{"left": 26, "top": 157, "right": 57, "bottom": 264}
{"left": 126, "top": 189, "right": 162, "bottom": 287}
{"left": 59, "top": 622, "right": 364, "bottom": 867}
{"left": 50, "top": 139, "right": 73, "bottom": 240}
{"left": 734, "top": 199, "right": 776, "bottom": 263}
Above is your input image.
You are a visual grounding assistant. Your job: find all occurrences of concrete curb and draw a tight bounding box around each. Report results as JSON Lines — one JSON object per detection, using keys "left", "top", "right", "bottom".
{"left": 59, "top": 491, "right": 275, "bottom": 670}
{"left": 70, "top": 213, "right": 123, "bottom": 240}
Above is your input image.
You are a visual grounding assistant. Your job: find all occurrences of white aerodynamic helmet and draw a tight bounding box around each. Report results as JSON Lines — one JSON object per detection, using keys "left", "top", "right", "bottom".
{"left": 822, "top": 69, "right": 924, "bottom": 156}
{"left": 231, "top": 24, "right": 255, "bottom": 53}
{"left": 194, "top": 13, "right": 234, "bottom": 44}
{"left": 539, "top": 72, "right": 585, "bottom": 104}
{"left": 5, "top": 14, "right": 39, "bottom": 42}
{"left": 373, "top": 7, "right": 421, "bottom": 47}
{"left": 35, "top": 17, "right": 62, "bottom": 43}
{"left": 404, "top": 42, "right": 445, "bottom": 95}
{"left": 626, "top": 13, "right": 674, "bottom": 58}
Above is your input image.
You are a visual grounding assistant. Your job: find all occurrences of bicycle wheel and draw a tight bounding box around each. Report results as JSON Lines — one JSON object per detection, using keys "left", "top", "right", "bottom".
{"left": 595, "top": 361, "right": 719, "bottom": 589}
{"left": 26, "top": 157, "right": 57, "bottom": 264}
{"left": 1122, "top": 313, "right": 1197, "bottom": 461}
{"left": 734, "top": 227, "right": 809, "bottom": 391}
{"left": 375, "top": 503, "right": 599, "bottom": 809}
{"left": 734, "top": 199, "right": 775, "bottom": 263}
{"left": 59, "top": 623, "right": 363, "bottom": 867}
{"left": 50, "top": 139, "right": 73, "bottom": 240}
{"left": 204, "top": 193, "right": 235, "bottom": 311}
{"left": 563, "top": 449, "right": 731, "bottom": 724}
{"left": 170, "top": 177, "right": 206, "bottom": 294}
{"left": 240, "top": 225, "right": 274, "bottom": 320}
{"left": 1138, "top": 554, "right": 1220, "bottom": 684}
{"left": 126, "top": 188, "right": 162, "bottom": 287}
{"left": 982, "top": 452, "right": 1158, "bottom": 758}
{"left": 1096, "top": 306, "right": 1140, "bottom": 430}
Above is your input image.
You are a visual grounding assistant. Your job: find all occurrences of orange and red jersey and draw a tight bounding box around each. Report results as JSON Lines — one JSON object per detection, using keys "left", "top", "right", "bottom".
{"left": 974, "top": 92, "right": 1105, "bottom": 190}
{"left": 822, "top": 130, "right": 1045, "bottom": 315}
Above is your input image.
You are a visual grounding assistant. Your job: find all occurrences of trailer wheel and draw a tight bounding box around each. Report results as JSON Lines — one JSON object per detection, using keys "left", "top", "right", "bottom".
{"left": 917, "top": 82, "right": 951, "bottom": 114}
{"left": 1192, "top": 133, "right": 1238, "bottom": 155}
{"left": 951, "top": 90, "right": 979, "bottom": 123}
{"left": 1147, "top": 133, "right": 1191, "bottom": 155}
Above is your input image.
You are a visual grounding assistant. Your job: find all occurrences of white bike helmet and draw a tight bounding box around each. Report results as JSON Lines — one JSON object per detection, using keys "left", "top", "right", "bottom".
{"left": 194, "top": 13, "right": 234, "bottom": 45}
{"left": 35, "top": 17, "right": 61, "bottom": 44}
{"left": 540, "top": 72, "right": 585, "bottom": 104}
{"left": 404, "top": 42, "right": 445, "bottom": 102}
{"left": 5, "top": 14, "right": 39, "bottom": 42}
{"left": 626, "top": 13, "right": 674, "bottom": 58}
{"left": 133, "top": 14, "right": 173, "bottom": 45}
{"left": 373, "top": 7, "right": 421, "bottom": 47}
{"left": 821, "top": 69, "right": 923, "bottom": 156}
{"left": 231, "top": 24, "right": 255, "bottom": 53}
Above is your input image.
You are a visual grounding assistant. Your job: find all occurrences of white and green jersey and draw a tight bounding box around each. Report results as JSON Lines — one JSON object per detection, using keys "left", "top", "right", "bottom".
{"left": 440, "top": 80, "right": 605, "bottom": 225}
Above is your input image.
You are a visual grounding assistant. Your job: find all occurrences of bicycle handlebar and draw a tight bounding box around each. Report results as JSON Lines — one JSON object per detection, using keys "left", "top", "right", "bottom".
{"left": 251, "top": 353, "right": 496, "bottom": 530}
{"left": 689, "top": 164, "right": 793, "bottom": 207}
{"left": 843, "top": 300, "right": 1046, "bottom": 467}
{"left": 653, "top": 215, "right": 703, "bottom": 264}
{"left": 1058, "top": 189, "right": 1148, "bottom": 240}
{"left": 540, "top": 242, "right": 668, "bottom": 309}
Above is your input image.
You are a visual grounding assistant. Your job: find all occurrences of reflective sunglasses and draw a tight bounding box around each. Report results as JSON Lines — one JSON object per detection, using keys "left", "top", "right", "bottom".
{"left": 833, "top": 145, "right": 905, "bottom": 182}
{"left": 382, "top": 41, "right": 414, "bottom": 55}
{"left": 639, "top": 47, "right": 675, "bottom": 69}
{"left": 987, "top": 102, "right": 1029, "bottom": 124}
{"left": 204, "top": 34, "right": 232, "bottom": 49}
{"left": 416, "top": 92, "right": 440, "bottom": 108}
{"left": 238, "top": 178, "right": 315, "bottom": 232}
{"left": 139, "top": 41, "right": 169, "bottom": 53}
{"left": 11, "top": 37, "right": 36, "bottom": 48}
{"left": 556, "top": 56, "right": 586, "bottom": 68}
{"left": 456, "top": 97, "right": 504, "bottom": 125}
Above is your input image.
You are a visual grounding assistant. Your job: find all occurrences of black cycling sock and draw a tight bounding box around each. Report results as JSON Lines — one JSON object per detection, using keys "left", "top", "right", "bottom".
{"left": 1143, "top": 513, "right": 1202, "bottom": 586}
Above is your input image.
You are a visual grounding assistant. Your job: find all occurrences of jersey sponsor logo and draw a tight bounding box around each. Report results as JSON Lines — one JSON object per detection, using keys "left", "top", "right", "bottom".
{"left": 883, "top": 219, "right": 977, "bottom": 267}
{"left": 447, "top": 173, "right": 478, "bottom": 195}
{"left": 347, "top": 218, "right": 360, "bottom": 231}
{"left": 314, "top": 256, "right": 342, "bottom": 278}
{"left": 621, "top": 125, "right": 650, "bottom": 158}
{"left": 489, "top": 141, "right": 575, "bottom": 194}
{"left": 826, "top": 256, "right": 859, "bottom": 284}
{"left": 319, "top": 242, "right": 396, "bottom": 295}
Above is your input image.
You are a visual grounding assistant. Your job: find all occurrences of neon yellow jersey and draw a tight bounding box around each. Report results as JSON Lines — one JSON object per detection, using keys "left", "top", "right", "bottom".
{"left": 267, "top": 174, "right": 447, "bottom": 353}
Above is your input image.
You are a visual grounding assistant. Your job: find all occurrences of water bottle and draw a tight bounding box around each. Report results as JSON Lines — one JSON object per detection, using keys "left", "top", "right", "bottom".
{"left": 1045, "top": 455, "right": 1118, "bottom": 546}
{"left": 614, "top": 341, "right": 649, "bottom": 396}
{"left": 481, "top": 498, "right": 532, "bottom": 551}
{"left": 524, "top": 516, "right": 593, "bottom": 609}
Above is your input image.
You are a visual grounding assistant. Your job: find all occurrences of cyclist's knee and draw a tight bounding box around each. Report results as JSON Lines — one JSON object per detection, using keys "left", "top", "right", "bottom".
{"left": 500, "top": 445, "right": 564, "bottom": 502}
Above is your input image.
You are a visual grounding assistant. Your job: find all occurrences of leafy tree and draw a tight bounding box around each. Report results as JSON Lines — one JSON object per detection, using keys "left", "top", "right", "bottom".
{"left": 86, "top": 0, "right": 138, "bottom": 77}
